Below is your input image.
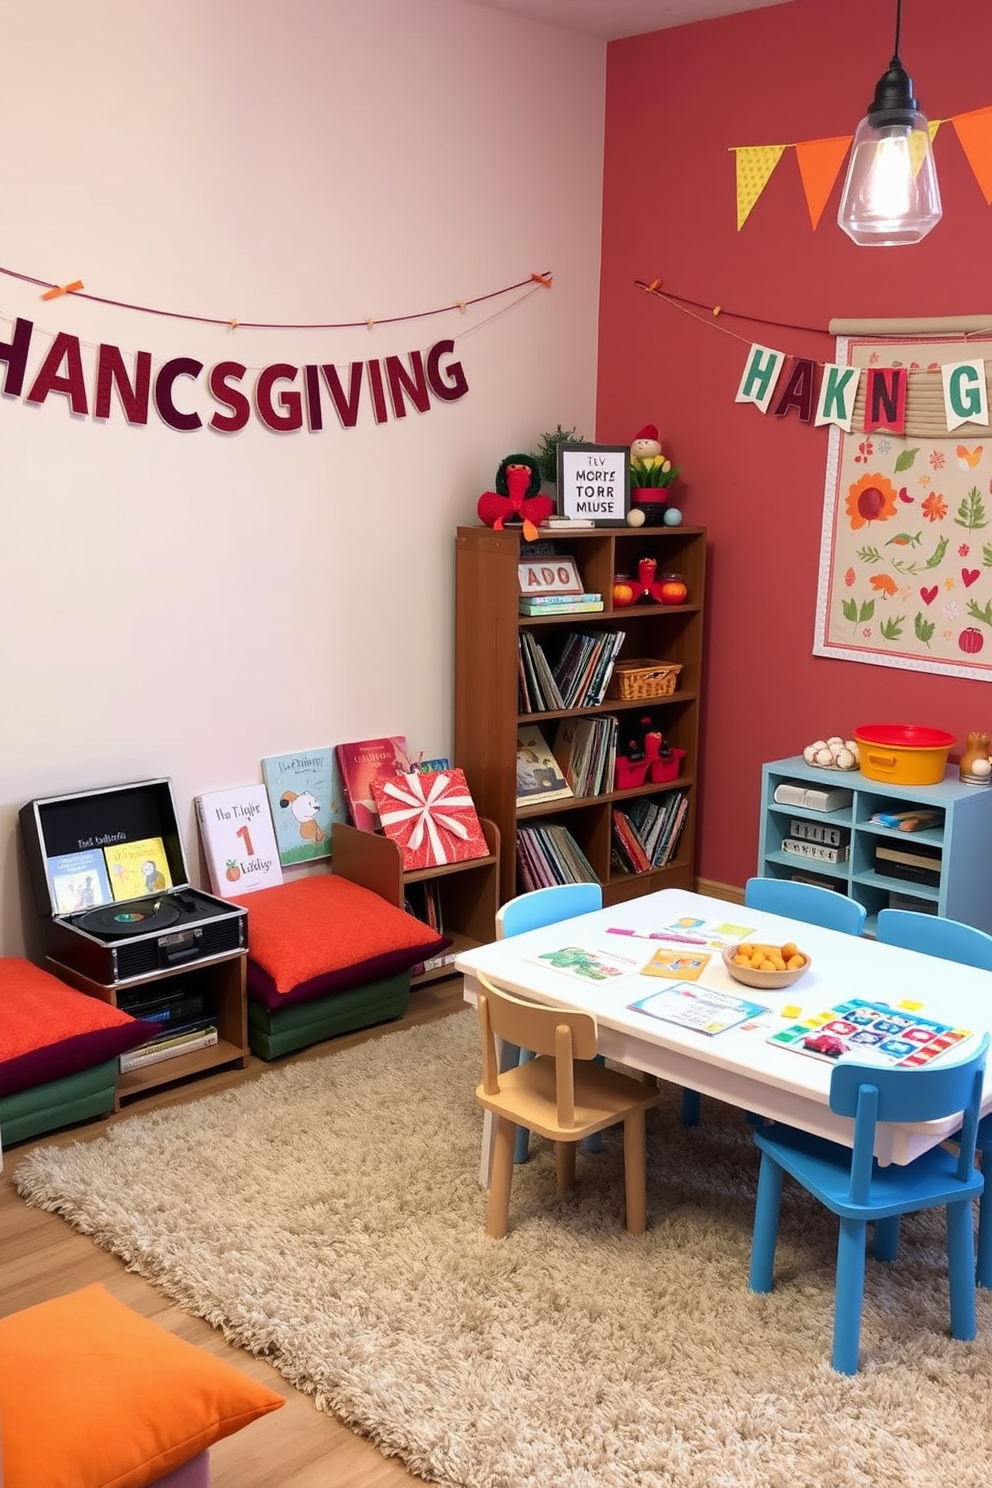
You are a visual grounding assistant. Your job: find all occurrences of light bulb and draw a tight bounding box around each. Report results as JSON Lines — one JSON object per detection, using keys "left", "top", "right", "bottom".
{"left": 838, "top": 109, "right": 941, "bottom": 245}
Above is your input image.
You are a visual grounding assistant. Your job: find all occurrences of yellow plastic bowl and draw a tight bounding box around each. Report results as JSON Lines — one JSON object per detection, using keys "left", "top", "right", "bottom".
{"left": 854, "top": 724, "right": 955, "bottom": 786}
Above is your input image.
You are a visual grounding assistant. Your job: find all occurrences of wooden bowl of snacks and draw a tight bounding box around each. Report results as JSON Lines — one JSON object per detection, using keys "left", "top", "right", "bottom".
{"left": 722, "top": 940, "right": 811, "bottom": 990}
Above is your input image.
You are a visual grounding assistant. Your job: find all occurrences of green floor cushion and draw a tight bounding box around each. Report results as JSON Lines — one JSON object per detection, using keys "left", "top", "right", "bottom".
{"left": 247, "top": 971, "right": 410, "bottom": 1060}
{"left": 0, "top": 1059, "right": 119, "bottom": 1146}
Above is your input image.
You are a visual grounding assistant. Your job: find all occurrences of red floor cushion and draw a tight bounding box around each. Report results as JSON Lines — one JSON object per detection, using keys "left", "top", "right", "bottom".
{"left": 0, "top": 958, "right": 158, "bottom": 1098}
{"left": 245, "top": 874, "right": 448, "bottom": 1010}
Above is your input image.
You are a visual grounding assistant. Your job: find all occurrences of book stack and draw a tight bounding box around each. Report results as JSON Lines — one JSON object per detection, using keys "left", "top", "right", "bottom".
{"left": 781, "top": 816, "right": 850, "bottom": 864}
{"left": 518, "top": 631, "right": 565, "bottom": 712}
{"left": 552, "top": 629, "right": 625, "bottom": 709}
{"left": 516, "top": 824, "right": 599, "bottom": 891}
{"left": 518, "top": 592, "right": 604, "bottom": 617}
{"left": 116, "top": 985, "right": 218, "bottom": 1072}
{"left": 874, "top": 838, "right": 942, "bottom": 887}
{"left": 551, "top": 716, "right": 618, "bottom": 797}
{"left": 611, "top": 791, "right": 689, "bottom": 874}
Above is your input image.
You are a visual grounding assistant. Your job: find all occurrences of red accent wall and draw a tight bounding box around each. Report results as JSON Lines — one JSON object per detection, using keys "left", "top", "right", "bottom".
{"left": 597, "top": 0, "right": 992, "bottom": 892}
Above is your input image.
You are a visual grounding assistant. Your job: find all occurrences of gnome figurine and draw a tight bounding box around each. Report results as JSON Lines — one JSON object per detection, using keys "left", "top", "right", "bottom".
{"left": 629, "top": 424, "right": 679, "bottom": 526}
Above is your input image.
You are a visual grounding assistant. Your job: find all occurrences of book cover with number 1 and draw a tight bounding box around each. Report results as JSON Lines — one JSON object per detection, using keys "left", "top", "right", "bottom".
{"left": 195, "top": 784, "right": 283, "bottom": 897}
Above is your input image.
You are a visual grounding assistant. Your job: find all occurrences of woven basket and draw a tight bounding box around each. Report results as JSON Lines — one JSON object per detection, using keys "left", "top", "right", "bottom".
{"left": 607, "top": 659, "right": 682, "bottom": 701}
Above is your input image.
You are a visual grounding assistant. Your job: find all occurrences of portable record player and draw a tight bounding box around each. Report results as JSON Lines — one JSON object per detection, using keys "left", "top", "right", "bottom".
{"left": 20, "top": 778, "right": 248, "bottom": 986}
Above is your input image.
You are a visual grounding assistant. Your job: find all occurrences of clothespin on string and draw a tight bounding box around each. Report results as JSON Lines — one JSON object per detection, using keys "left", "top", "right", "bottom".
{"left": 41, "top": 279, "right": 84, "bottom": 301}
{"left": 530, "top": 272, "right": 553, "bottom": 287}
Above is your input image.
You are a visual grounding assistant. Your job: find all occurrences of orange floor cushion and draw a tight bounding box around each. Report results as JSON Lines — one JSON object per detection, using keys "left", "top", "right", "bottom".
{"left": 0, "top": 957, "right": 157, "bottom": 1097}
{"left": 0, "top": 1283, "right": 284, "bottom": 1488}
{"left": 245, "top": 874, "right": 448, "bottom": 1009}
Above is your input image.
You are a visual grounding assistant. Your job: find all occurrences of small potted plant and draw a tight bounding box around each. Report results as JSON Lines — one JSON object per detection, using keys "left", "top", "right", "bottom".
{"left": 630, "top": 424, "right": 681, "bottom": 525}
{"left": 534, "top": 423, "right": 585, "bottom": 488}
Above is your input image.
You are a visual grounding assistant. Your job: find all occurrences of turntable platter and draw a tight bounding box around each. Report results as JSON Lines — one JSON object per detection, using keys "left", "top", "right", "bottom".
{"left": 78, "top": 897, "right": 182, "bottom": 937}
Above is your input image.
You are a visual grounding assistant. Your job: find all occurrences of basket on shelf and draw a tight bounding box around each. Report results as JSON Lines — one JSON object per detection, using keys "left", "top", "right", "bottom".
{"left": 607, "top": 660, "right": 682, "bottom": 701}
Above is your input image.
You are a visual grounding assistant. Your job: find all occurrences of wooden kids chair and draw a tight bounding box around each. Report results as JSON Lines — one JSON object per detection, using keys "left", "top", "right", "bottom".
{"left": 474, "top": 973, "right": 659, "bottom": 1238}
{"left": 495, "top": 882, "right": 603, "bottom": 1163}
{"left": 748, "top": 1033, "right": 989, "bottom": 1374}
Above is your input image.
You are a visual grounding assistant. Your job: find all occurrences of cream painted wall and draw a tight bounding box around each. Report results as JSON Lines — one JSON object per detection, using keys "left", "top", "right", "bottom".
{"left": 0, "top": 0, "right": 605, "bottom": 955}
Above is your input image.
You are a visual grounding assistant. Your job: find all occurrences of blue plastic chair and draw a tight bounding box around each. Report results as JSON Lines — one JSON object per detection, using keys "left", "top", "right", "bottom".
{"left": 876, "top": 908, "right": 992, "bottom": 1287}
{"left": 679, "top": 879, "right": 867, "bottom": 1128}
{"left": 748, "top": 1032, "right": 989, "bottom": 1374}
{"left": 496, "top": 882, "right": 603, "bottom": 1164}
{"left": 744, "top": 877, "right": 867, "bottom": 936}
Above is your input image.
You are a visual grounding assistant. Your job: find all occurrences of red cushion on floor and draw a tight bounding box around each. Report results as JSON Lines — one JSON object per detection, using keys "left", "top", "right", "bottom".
{"left": 0, "top": 958, "right": 158, "bottom": 1098}
{"left": 245, "top": 875, "right": 447, "bottom": 1002}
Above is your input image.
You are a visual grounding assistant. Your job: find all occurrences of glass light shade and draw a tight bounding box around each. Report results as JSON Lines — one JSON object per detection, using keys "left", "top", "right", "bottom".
{"left": 837, "top": 110, "right": 942, "bottom": 246}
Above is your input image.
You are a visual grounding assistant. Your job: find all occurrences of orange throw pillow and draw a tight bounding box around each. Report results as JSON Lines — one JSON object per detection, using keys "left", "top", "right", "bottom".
{"left": 0, "top": 1283, "right": 284, "bottom": 1488}
{"left": 246, "top": 874, "right": 446, "bottom": 995}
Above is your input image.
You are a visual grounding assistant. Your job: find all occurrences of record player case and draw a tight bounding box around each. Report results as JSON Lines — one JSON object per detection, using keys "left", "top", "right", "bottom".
{"left": 19, "top": 778, "right": 247, "bottom": 986}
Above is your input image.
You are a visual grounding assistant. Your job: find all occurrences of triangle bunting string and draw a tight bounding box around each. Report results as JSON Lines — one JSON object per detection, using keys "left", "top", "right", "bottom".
{"left": 732, "top": 103, "right": 992, "bottom": 228}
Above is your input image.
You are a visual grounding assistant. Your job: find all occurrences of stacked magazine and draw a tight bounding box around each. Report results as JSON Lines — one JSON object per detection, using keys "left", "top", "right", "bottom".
{"left": 516, "top": 823, "right": 599, "bottom": 891}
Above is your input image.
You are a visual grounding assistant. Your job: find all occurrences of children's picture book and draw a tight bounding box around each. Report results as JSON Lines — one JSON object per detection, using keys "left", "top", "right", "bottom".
{"left": 334, "top": 735, "right": 410, "bottom": 833}
{"left": 261, "top": 746, "right": 337, "bottom": 865}
{"left": 194, "top": 784, "right": 284, "bottom": 897}
{"left": 629, "top": 983, "right": 769, "bottom": 1035}
{"left": 103, "top": 837, "right": 173, "bottom": 902}
{"left": 768, "top": 998, "right": 972, "bottom": 1068}
{"left": 641, "top": 946, "right": 712, "bottom": 981}
{"left": 46, "top": 848, "right": 114, "bottom": 916}
{"left": 516, "top": 724, "right": 574, "bottom": 805}
{"left": 527, "top": 942, "right": 645, "bottom": 983}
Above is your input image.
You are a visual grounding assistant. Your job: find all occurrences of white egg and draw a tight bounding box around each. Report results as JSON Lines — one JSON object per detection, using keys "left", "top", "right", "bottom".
{"left": 803, "top": 745, "right": 817, "bottom": 765}
{"left": 827, "top": 736, "right": 844, "bottom": 747}
{"left": 814, "top": 747, "right": 835, "bottom": 767}
{"left": 970, "top": 757, "right": 992, "bottom": 777}
{"left": 844, "top": 740, "right": 859, "bottom": 753}
{"left": 834, "top": 748, "right": 856, "bottom": 770}
{"left": 810, "top": 739, "right": 827, "bottom": 755}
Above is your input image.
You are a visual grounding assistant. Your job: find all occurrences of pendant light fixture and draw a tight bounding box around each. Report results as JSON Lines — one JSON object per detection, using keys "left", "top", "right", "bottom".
{"left": 837, "top": 0, "right": 941, "bottom": 246}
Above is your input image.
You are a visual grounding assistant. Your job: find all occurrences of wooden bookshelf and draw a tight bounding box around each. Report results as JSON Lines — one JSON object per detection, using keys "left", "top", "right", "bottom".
{"left": 454, "top": 523, "right": 707, "bottom": 906}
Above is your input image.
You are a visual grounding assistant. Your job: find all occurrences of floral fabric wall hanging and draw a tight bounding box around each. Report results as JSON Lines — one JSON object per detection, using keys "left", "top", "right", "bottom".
{"left": 814, "top": 332, "right": 992, "bottom": 679}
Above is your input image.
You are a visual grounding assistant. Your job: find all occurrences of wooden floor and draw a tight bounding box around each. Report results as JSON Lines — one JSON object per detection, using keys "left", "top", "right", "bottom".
{"left": 0, "top": 977, "right": 468, "bottom": 1488}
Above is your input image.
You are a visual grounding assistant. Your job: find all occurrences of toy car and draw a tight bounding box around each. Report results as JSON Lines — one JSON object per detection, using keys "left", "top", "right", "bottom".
{"left": 803, "top": 1032, "right": 847, "bottom": 1058}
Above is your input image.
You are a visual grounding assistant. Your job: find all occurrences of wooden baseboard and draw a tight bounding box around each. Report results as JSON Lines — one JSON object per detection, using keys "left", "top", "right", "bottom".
{"left": 694, "top": 876, "right": 744, "bottom": 905}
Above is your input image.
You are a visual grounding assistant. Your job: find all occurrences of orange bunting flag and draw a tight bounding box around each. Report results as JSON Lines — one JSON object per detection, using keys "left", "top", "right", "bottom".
{"left": 950, "top": 106, "right": 992, "bottom": 204}
{"left": 732, "top": 145, "right": 785, "bottom": 230}
{"left": 794, "top": 135, "right": 851, "bottom": 230}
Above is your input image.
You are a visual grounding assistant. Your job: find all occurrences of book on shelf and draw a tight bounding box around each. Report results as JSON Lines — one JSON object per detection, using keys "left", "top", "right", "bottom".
{"left": 553, "top": 628, "right": 624, "bottom": 708}
{"left": 103, "top": 837, "right": 172, "bottom": 902}
{"left": 517, "top": 632, "right": 565, "bottom": 712}
{"left": 195, "top": 783, "right": 283, "bottom": 897}
{"left": 119, "top": 1025, "right": 219, "bottom": 1072}
{"left": 869, "top": 808, "right": 943, "bottom": 832}
{"left": 516, "top": 725, "right": 574, "bottom": 805}
{"left": 518, "top": 592, "right": 602, "bottom": 608}
{"left": 516, "top": 823, "right": 597, "bottom": 890}
{"left": 262, "top": 745, "right": 340, "bottom": 865}
{"left": 45, "top": 848, "right": 114, "bottom": 916}
{"left": 553, "top": 716, "right": 617, "bottom": 798}
{"left": 611, "top": 809, "right": 651, "bottom": 874}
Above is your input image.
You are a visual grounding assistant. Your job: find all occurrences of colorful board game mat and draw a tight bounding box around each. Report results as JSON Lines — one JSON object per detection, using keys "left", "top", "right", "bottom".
{"left": 768, "top": 997, "right": 971, "bottom": 1068}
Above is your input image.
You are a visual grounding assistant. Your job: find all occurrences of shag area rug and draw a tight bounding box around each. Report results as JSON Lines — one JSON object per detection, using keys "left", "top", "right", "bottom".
{"left": 14, "top": 1010, "right": 992, "bottom": 1488}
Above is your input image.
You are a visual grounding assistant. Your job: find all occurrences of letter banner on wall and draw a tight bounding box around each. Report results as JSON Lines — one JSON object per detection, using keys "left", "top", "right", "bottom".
{"left": 814, "top": 334, "right": 992, "bottom": 679}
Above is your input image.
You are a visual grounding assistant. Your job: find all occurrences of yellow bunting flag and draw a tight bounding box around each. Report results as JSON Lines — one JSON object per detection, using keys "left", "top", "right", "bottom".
{"left": 732, "top": 145, "right": 786, "bottom": 230}
{"left": 908, "top": 120, "right": 940, "bottom": 178}
{"left": 794, "top": 135, "right": 852, "bottom": 229}
{"left": 950, "top": 105, "right": 992, "bottom": 204}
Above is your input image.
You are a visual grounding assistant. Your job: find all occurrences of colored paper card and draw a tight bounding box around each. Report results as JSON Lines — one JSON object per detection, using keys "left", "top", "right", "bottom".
{"left": 103, "top": 837, "right": 173, "bottom": 902}
{"left": 641, "top": 947, "right": 712, "bottom": 981}
{"left": 46, "top": 848, "right": 113, "bottom": 916}
{"left": 262, "top": 746, "right": 336, "bottom": 866}
{"left": 629, "top": 983, "right": 769, "bottom": 1035}
{"left": 528, "top": 943, "right": 645, "bottom": 984}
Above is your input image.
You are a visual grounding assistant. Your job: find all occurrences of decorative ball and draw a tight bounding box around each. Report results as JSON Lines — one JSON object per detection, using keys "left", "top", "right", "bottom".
{"left": 663, "top": 507, "right": 682, "bottom": 526}
{"left": 834, "top": 748, "right": 856, "bottom": 770}
{"left": 814, "top": 747, "right": 834, "bottom": 767}
{"left": 626, "top": 508, "right": 646, "bottom": 527}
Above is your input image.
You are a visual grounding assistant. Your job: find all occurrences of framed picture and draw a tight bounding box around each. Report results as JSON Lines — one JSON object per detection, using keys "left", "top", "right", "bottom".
{"left": 517, "top": 554, "right": 583, "bottom": 596}
{"left": 557, "top": 442, "right": 630, "bottom": 524}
